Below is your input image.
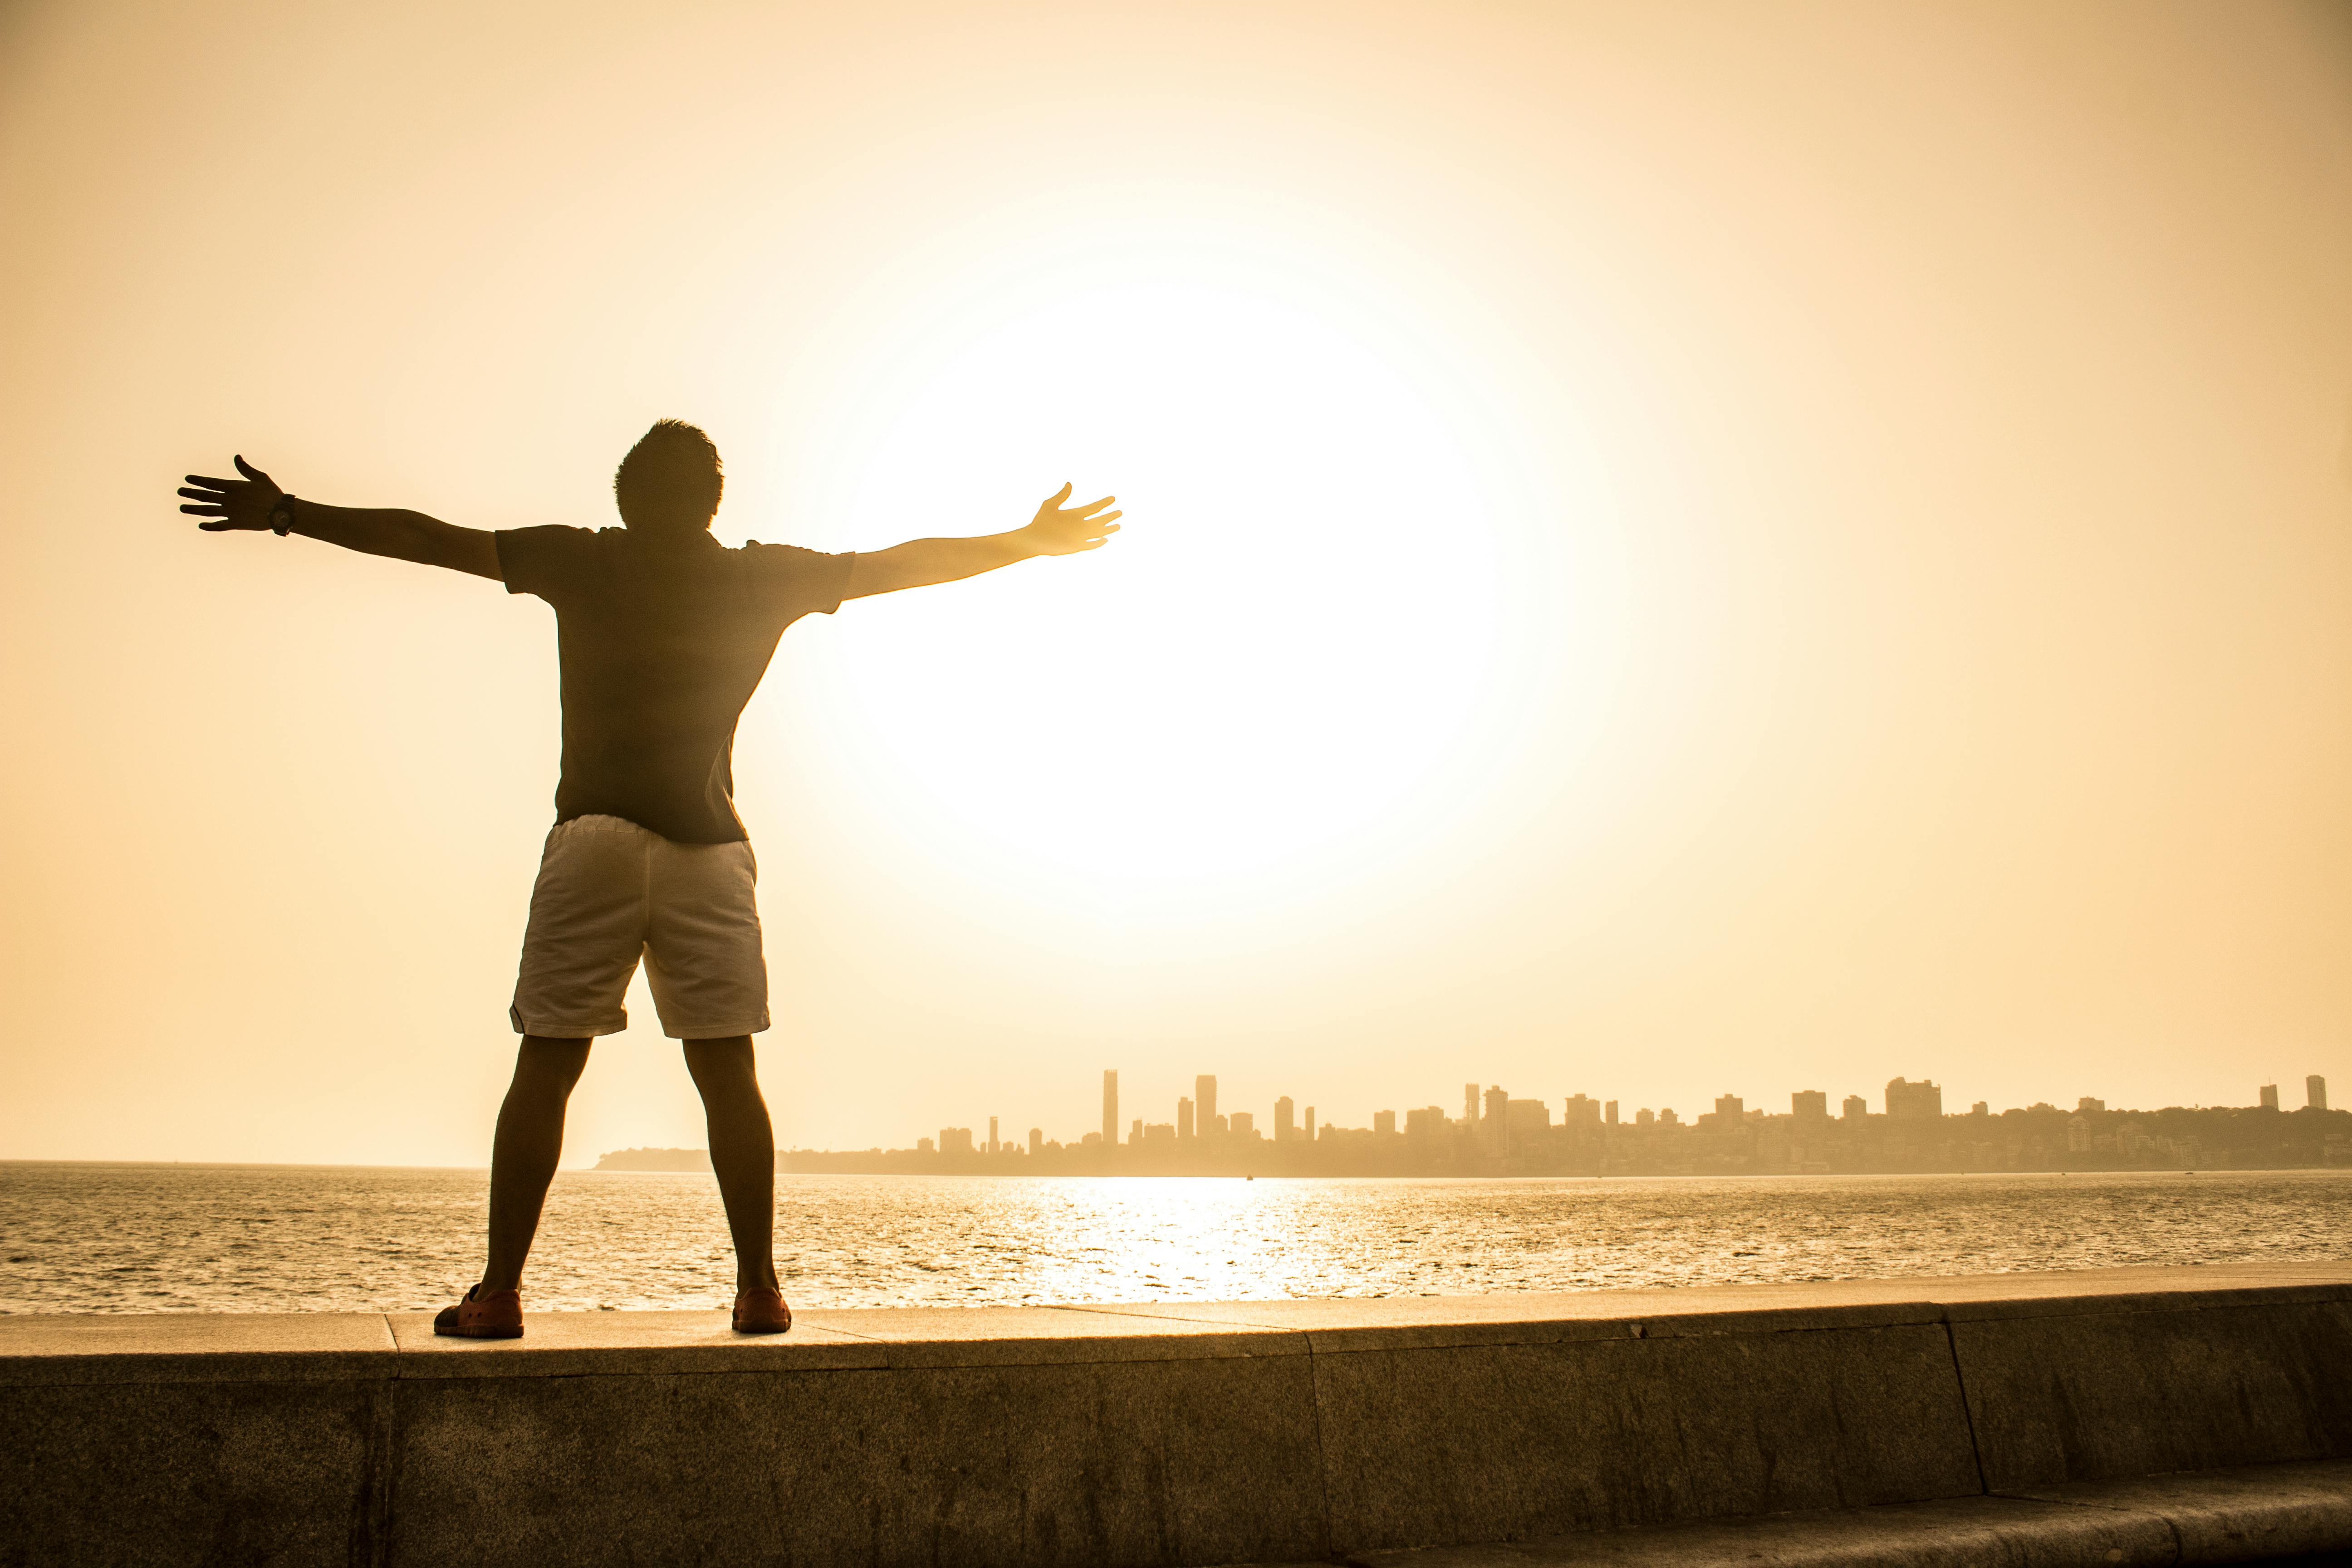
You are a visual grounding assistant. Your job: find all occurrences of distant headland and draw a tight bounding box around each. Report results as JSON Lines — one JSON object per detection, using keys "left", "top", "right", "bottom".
{"left": 593, "top": 1147, "right": 712, "bottom": 1172}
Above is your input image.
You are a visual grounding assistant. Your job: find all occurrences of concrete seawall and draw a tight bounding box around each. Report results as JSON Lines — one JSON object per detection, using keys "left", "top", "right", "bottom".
{"left": 3, "top": 1263, "right": 2348, "bottom": 1567}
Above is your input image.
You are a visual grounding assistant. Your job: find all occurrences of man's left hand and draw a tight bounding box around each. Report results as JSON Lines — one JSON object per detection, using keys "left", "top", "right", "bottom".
{"left": 1019, "top": 483, "right": 1122, "bottom": 556}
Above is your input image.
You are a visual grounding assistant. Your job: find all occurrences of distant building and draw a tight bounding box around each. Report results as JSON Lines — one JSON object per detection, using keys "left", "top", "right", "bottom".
{"left": 2078, "top": 1097, "right": 2105, "bottom": 1114}
{"left": 1464, "top": 1083, "right": 1482, "bottom": 1125}
{"left": 1506, "top": 1100, "right": 1551, "bottom": 1141}
{"left": 1886, "top": 1078, "right": 1942, "bottom": 1120}
{"left": 1792, "top": 1090, "right": 1828, "bottom": 1120}
{"left": 1635, "top": 1107, "right": 1656, "bottom": 1127}
{"left": 1659, "top": 1107, "right": 1681, "bottom": 1127}
{"left": 917, "top": 1137, "right": 935, "bottom": 1153}
{"left": 2067, "top": 1116, "right": 2091, "bottom": 1152}
{"left": 1230, "top": 1111, "right": 1256, "bottom": 1137}
{"left": 1028, "top": 1127, "right": 1043, "bottom": 1156}
{"left": 1484, "top": 1086, "right": 1511, "bottom": 1149}
{"left": 1102, "top": 1070, "right": 1119, "bottom": 1145}
{"left": 2260, "top": 1084, "right": 2280, "bottom": 1111}
{"left": 1130, "top": 1118, "right": 1143, "bottom": 1145}
{"left": 988, "top": 1116, "right": 999, "bottom": 1155}
{"left": 1177, "top": 1096, "right": 1195, "bottom": 1140}
{"left": 1081, "top": 1131, "right": 1102, "bottom": 1146}
{"left": 1405, "top": 1106, "right": 1446, "bottom": 1137}
{"left": 2311, "top": 1075, "right": 2330, "bottom": 1112}
{"left": 1564, "top": 1094, "right": 1601, "bottom": 1128}
{"left": 1144, "top": 1122, "right": 1175, "bottom": 1146}
{"left": 1970, "top": 1101, "right": 1989, "bottom": 1117}
{"left": 1714, "top": 1093, "right": 1744, "bottom": 1120}
{"left": 1604, "top": 1099, "right": 1619, "bottom": 1125}
{"left": 1196, "top": 1075, "right": 1218, "bottom": 1131}
{"left": 1373, "top": 1109, "right": 1396, "bottom": 1134}
{"left": 1842, "top": 1095, "right": 1867, "bottom": 1121}
{"left": 1305, "top": 1107, "right": 1316, "bottom": 1141}
{"left": 940, "top": 1127, "right": 974, "bottom": 1154}
{"left": 1275, "top": 1096, "right": 1296, "bottom": 1142}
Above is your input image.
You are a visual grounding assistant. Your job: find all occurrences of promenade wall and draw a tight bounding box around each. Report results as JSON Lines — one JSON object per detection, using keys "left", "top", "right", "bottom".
{"left": 2, "top": 1263, "right": 2348, "bottom": 1567}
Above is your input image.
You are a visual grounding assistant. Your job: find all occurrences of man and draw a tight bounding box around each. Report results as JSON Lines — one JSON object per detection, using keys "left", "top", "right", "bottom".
{"left": 178, "top": 421, "right": 1120, "bottom": 1336}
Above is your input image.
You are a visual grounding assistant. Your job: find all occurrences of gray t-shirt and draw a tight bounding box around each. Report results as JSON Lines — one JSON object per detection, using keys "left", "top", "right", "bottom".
{"left": 495, "top": 525, "right": 854, "bottom": 844}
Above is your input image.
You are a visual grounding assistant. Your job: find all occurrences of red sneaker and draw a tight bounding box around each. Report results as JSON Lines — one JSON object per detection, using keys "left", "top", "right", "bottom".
{"left": 732, "top": 1286, "right": 792, "bottom": 1334}
{"left": 433, "top": 1284, "right": 523, "bottom": 1339}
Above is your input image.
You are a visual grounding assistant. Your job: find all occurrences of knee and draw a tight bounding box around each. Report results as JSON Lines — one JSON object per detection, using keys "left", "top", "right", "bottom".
{"left": 683, "top": 1036, "right": 760, "bottom": 1093}
{"left": 514, "top": 1036, "right": 591, "bottom": 1095}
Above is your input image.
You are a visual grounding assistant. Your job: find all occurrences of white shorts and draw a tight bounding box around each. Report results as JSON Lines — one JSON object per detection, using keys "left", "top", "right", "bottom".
{"left": 509, "top": 815, "right": 770, "bottom": 1040}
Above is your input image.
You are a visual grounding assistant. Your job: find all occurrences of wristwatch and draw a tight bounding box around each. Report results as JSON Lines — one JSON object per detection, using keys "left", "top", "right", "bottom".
{"left": 268, "top": 495, "right": 299, "bottom": 536}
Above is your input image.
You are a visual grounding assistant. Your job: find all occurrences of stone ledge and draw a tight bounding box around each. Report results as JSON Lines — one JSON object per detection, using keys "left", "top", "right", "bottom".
{"left": 6, "top": 1261, "right": 2344, "bottom": 1383}
{"left": 2, "top": 1264, "right": 2347, "bottom": 1568}
{"left": 1346, "top": 1459, "right": 2352, "bottom": 1567}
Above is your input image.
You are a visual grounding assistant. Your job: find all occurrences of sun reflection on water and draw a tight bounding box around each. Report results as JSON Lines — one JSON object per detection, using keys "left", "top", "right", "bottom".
{"left": 3, "top": 1166, "right": 2345, "bottom": 1315}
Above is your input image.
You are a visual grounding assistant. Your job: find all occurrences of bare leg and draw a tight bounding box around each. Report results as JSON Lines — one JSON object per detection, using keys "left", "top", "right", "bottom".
{"left": 480, "top": 1036, "right": 592, "bottom": 1294}
{"left": 683, "top": 1035, "right": 779, "bottom": 1294}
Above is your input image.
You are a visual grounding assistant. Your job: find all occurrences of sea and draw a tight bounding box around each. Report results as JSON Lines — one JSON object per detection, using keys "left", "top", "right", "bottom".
{"left": 0, "top": 1163, "right": 2344, "bottom": 1315}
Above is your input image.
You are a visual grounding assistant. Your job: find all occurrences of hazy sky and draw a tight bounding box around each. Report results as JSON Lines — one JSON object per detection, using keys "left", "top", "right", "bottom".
{"left": 3, "top": 0, "right": 2348, "bottom": 1166}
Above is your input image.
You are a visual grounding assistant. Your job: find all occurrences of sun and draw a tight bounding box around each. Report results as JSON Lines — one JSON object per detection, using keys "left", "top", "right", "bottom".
{"left": 750, "top": 231, "right": 1594, "bottom": 918}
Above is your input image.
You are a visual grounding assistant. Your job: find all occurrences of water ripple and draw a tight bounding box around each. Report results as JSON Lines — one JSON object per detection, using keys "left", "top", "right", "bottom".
{"left": 0, "top": 1163, "right": 2344, "bottom": 1314}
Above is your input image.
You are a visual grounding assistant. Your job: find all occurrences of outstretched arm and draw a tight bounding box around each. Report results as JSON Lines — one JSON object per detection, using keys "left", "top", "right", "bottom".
{"left": 843, "top": 483, "right": 1121, "bottom": 600}
{"left": 178, "top": 456, "right": 501, "bottom": 580}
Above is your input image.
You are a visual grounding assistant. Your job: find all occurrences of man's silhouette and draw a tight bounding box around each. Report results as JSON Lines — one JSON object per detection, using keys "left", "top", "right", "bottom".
{"left": 179, "top": 421, "right": 1120, "bottom": 1336}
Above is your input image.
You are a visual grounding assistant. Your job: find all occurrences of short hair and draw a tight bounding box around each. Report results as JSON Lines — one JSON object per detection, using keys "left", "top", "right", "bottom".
{"left": 613, "top": 419, "right": 723, "bottom": 535}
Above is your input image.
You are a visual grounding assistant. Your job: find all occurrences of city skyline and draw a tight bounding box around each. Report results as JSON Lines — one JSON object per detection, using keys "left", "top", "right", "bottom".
{"left": 915, "top": 1069, "right": 2334, "bottom": 1162}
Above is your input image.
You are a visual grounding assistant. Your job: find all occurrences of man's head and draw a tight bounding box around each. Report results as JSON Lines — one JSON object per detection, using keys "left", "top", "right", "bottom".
{"left": 614, "top": 419, "right": 723, "bottom": 539}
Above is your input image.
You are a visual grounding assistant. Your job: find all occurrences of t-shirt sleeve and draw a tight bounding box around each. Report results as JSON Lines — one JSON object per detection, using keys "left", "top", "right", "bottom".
{"left": 745, "top": 543, "right": 857, "bottom": 623}
{"left": 494, "top": 525, "right": 596, "bottom": 601}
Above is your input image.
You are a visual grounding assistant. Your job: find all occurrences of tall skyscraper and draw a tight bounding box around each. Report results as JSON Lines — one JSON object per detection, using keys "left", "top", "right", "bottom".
{"left": 1842, "top": 1094, "right": 1867, "bottom": 1121}
{"left": 1028, "top": 1127, "right": 1043, "bottom": 1156}
{"left": 1792, "top": 1090, "right": 1828, "bottom": 1120}
{"left": 1464, "top": 1083, "right": 1482, "bottom": 1125}
{"left": 1275, "top": 1096, "right": 1295, "bottom": 1142}
{"left": 1102, "top": 1070, "right": 1118, "bottom": 1145}
{"left": 1196, "top": 1074, "right": 1218, "bottom": 1132}
{"left": 1304, "top": 1107, "right": 1316, "bottom": 1142}
{"left": 1604, "top": 1099, "right": 1619, "bottom": 1125}
{"left": 2311, "top": 1075, "right": 2329, "bottom": 1112}
{"left": 1886, "top": 1078, "right": 1942, "bottom": 1120}
{"left": 987, "top": 1116, "right": 999, "bottom": 1155}
{"left": 1177, "top": 1096, "right": 1195, "bottom": 1140}
{"left": 2259, "top": 1083, "right": 2280, "bottom": 1111}
{"left": 1713, "top": 1093, "right": 1744, "bottom": 1120}
{"left": 1484, "top": 1085, "right": 1510, "bottom": 1151}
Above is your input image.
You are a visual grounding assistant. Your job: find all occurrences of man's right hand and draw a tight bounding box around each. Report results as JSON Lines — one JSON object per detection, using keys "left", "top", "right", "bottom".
{"left": 178, "top": 455, "right": 286, "bottom": 532}
{"left": 175, "top": 456, "right": 501, "bottom": 579}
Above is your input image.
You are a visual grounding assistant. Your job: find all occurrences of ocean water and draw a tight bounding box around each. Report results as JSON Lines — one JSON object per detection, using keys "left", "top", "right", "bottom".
{"left": 0, "top": 1162, "right": 2344, "bottom": 1315}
